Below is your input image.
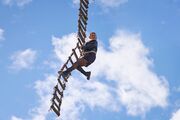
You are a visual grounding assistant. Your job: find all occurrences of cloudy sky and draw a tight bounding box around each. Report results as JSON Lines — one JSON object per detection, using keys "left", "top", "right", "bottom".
{"left": 0, "top": 0, "right": 180, "bottom": 120}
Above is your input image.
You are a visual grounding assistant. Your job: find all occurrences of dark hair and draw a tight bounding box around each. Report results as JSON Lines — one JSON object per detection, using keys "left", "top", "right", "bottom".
{"left": 90, "top": 32, "right": 96, "bottom": 35}
{"left": 90, "top": 32, "right": 97, "bottom": 39}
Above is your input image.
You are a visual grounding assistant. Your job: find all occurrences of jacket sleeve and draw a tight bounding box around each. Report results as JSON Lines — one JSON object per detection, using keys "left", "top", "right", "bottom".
{"left": 82, "top": 41, "right": 97, "bottom": 51}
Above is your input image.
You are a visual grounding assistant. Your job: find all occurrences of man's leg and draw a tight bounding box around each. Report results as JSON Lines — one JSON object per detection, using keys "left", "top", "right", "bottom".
{"left": 62, "top": 58, "right": 88, "bottom": 77}
{"left": 76, "top": 66, "right": 91, "bottom": 80}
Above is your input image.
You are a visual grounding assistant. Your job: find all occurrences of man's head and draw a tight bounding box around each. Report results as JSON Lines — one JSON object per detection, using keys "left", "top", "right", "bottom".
{"left": 89, "top": 32, "right": 97, "bottom": 40}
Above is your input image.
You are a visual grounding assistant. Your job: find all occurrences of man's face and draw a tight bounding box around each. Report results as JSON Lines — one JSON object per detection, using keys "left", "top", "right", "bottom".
{"left": 89, "top": 32, "right": 96, "bottom": 40}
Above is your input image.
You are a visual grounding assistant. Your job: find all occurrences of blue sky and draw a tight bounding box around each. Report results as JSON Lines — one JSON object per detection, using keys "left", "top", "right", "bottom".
{"left": 0, "top": 0, "right": 180, "bottom": 120}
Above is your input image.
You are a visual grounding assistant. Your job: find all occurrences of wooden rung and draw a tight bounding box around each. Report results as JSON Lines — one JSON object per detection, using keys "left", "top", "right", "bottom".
{"left": 79, "top": 7, "right": 88, "bottom": 21}
{"left": 77, "top": 42, "right": 81, "bottom": 49}
{"left": 77, "top": 43, "right": 83, "bottom": 55}
{"left": 69, "top": 57, "right": 74, "bottom": 64}
{"left": 79, "top": 27, "right": 86, "bottom": 39}
{"left": 51, "top": 99, "right": 60, "bottom": 111}
{"left": 80, "top": 2, "right": 88, "bottom": 11}
{"left": 80, "top": 0, "right": 89, "bottom": 9}
{"left": 58, "top": 72, "right": 69, "bottom": 81}
{"left": 78, "top": 27, "right": 86, "bottom": 39}
{"left": 79, "top": 14, "right": 87, "bottom": 26}
{"left": 72, "top": 49, "right": 79, "bottom": 60}
{"left": 79, "top": 7, "right": 88, "bottom": 20}
{"left": 60, "top": 70, "right": 69, "bottom": 82}
{"left": 80, "top": 5, "right": 88, "bottom": 15}
{"left": 84, "top": 0, "right": 89, "bottom": 4}
{"left": 80, "top": 2, "right": 88, "bottom": 13}
{"left": 78, "top": 30, "right": 85, "bottom": 43}
{"left": 59, "top": 98, "right": 62, "bottom": 106}
{"left": 79, "top": 30, "right": 86, "bottom": 41}
{"left": 53, "top": 92, "right": 61, "bottom": 103}
{"left": 54, "top": 85, "right": 63, "bottom": 97}
{"left": 78, "top": 28, "right": 85, "bottom": 39}
{"left": 79, "top": 16, "right": 87, "bottom": 28}
{"left": 79, "top": 7, "right": 88, "bottom": 19}
{"left": 51, "top": 105, "right": 60, "bottom": 116}
{"left": 57, "top": 78, "right": 66, "bottom": 90}
{"left": 61, "top": 74, "right": 68, "bottom": 82}
{"left": 78, "top": 19, "right": 86, "bottom": 32}
{"left": 60, "top": 64, "right": 67, "bottom": 71}
{"left": 78, "top": 25, "right": 86, "bottom": 39}
{"left": 77, "top": 37, "right": 83, "bottom": 46}
{"left": 78, "top": 29, "right": 85, "bottom": 43}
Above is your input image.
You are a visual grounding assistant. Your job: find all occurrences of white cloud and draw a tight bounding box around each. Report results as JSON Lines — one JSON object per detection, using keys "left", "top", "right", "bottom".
{"left": 52, "top": 33, "right": 78, "bottom": 63}
{"left": 72, "top": 0, "right": 79, "bottom": 5}
{"left": 2, "top": 0, "right": 32, "bottom": 7}
{"left": 60, "top": 77, "right": 119, "bottom": 120}
{"left": 9, "top": 48, "right": 37, "bottom": 71}
{"left": 29, "top": 75, "right": 57, "bottom": 120}
{"left": 11, "top": 116, "right": 23, "bottom": 120}
{"left": 99, "top": 0, "right": 128, "bottom": 7}
{"left": 170, "top": 109, "right": 180, "bottom": 120}
{"left": 11, "top": 30, "right": 169, "bottom": 120}
{"left": 0, "top": 28, "right": 4, "bottom": 41}
{"left": 91, "top": 30, "right": 169, "bottom": 115}
{"left": 72, "top": 0, "right": 128, "bottom": 7}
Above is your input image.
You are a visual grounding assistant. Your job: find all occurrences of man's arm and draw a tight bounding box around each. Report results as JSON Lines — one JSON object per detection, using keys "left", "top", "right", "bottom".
{"left": 82, "top": 41, "right": 97, "bottom": 51}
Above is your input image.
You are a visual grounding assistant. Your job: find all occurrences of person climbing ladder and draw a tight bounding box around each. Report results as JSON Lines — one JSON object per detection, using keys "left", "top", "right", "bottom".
{"left": 62, "top": 32, "right": 98, "bottom": 80}
{"left": 50, "top": 0, "right": 93, "bottom": 116}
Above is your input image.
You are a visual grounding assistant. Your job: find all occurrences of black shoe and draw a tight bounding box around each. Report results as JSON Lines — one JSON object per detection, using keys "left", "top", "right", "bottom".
{"left": 86, "top": 71, "right": 91, "bottom": 80}
{"left": 62, "top": 71, "right": 69, "bottom": 78}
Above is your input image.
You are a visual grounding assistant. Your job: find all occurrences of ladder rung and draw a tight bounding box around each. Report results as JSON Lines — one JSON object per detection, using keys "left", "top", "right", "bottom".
{"left": 59, "top": 98, "right": 62, "bottom": 106}
{"left": 53, "top": 92, "right": 61, "bottom": 103}
{"left": 69, "top": 57, "right": 74, "bottom": 64}
{"left": 80, "top": 2, "right": 88, "bottom": 14}
{"left": 78, "top": 37, "right": 83, "bottom": 45}
{"left": 79, "top": 31, "right": 85, "bottom": 42}
{"left": 72, "top": 49, "right": 79, "bottom": 60}
{"left": 78, "top": 30, "right": 85, "bottom": 43}
{"left": 78, "top": 19, "right": 86, "bottom": 32}
{"left": 60, "top": 64, "right": 69, "bottom": 76}
{"left": 58, "top": 78, "right": 66, "bottom": 90}
{"left": 80, "top": 0, "right": 89, "bottom": 9}
{"left": 51, "top": 99, "right": 60, "bottom": 111}
{"left": 79, "top": 7, "right": 88, "bottom": 21}
{"left": 54, "top": 85, "right": 63, "bottom": 97}
{"left": 83, "top": 0, "right": 89, "bottom": 4}
{"left": 78, "top": 27, "right": 86, "bottom": 40}
{"left": 79, "top": 27, "right": 86, "bottom": 39}
{"left": 79, "top": 6, "right": 88, "bottom": 21}
{"left": 51, "top": 105, "right": 60, "bottom": 116}
{"left": 77, "top": 43, "right": 83, "bottom": 56}
{"left": 79, "top": 13, "right": 87, "bottom": 26}
{"left": 60, "top": 64, "right": 67, "bottom": 71}
{"left": 78, "top": 29, "right": 85, "bottom": 43}
{"left": 78, "top": 26, "right": 86, "bottom": 39}
{"left": 79, "top": 30, "right": 86, "bottom": 41}
{"left": 61, "top": 74, "right": 68, "bottom": 82}
{"left": 80, "top": 4, "right": 88, "bottom": 17}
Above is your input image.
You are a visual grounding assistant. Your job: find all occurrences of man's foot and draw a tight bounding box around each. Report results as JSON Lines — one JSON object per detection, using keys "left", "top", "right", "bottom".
{"left": 62, "top": 71, "right": 69, "bottom": 79}
{"left": 86, "top": 71, "right": 91, "bottom": 80}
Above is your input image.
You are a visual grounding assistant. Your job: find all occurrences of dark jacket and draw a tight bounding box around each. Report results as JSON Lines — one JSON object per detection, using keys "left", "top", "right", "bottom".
{"left": 82, "top": 40, "right": 98, "bottom": 53}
